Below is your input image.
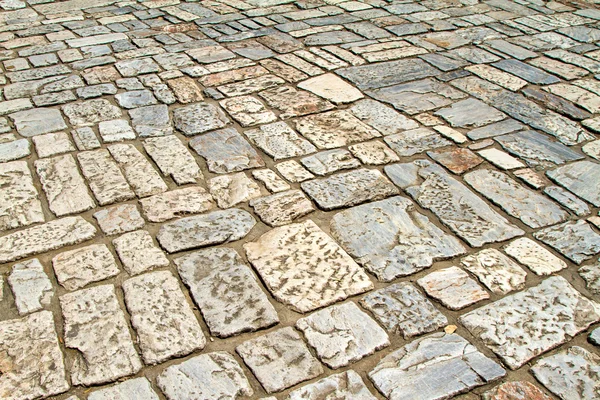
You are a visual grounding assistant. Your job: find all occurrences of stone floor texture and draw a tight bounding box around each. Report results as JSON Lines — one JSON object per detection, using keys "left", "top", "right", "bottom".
{"left": 3, "top": 0, "right": 600, "bottom": 399}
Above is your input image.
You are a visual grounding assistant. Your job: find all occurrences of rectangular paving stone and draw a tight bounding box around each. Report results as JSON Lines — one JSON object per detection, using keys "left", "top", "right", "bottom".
{"left": 250, "top": 189, "right": 314, "bottom": 227}
{"left": 52, "top": 244, "right": 119, "bottom": 291}
{"left": 175, "top": 247, "right": 279, "bottom": 338}
{"left": 330, "top": 196, "right": 465, "bottom": 281}
{"left": 173, "top": 102, "right": 230, "bottom": 135}
{"left": 287, "top": 370, "right": 376, "bottom": 400}
{"left": 369, "top": 333, "right": 505, "bottom": 400}
{"left": 35, "top": 154, "right": 96, "bottom": 217}
{"left": 108, "top": 144, "right": 168, "bottom": 198}
{"left": 113, "top": 230, "right": 169, "bottom": 276}
{"left": 88, "top": 377, "right": 159, "bottom": 400}
{"left": 77, "top": 149, "right": 135, "bottom": 206}
{"left": 8, "top": 259, "right": 54, "bottom": 315}
{"left": 60, "top": 284, "right": 142, "bottom": 385}
{"left": 244, "top": 220, "right": 373, "bottom": 313}
{"left": 0, "top": 216, "right": 96, "bottom": 263}
{"left": 0, "top": 138, "right": 30, "bottom": 163}
{"left": 544, "top": 185, "right": 591, "bottom": 216}
{"left": 139, "top": 187, "right": 215, "bottom": 223}
{"left": 460, "top": 249, "right": 527, "bottom": 295}
{"left": 534, "top": 220, "right": 600, "bottom": 264}
{"left": 349, "top": 99, "right": 419, "bottom": 135}
{"left": 467, "top": 119, "right": 525, "bottom": 140}
{"left": 0, "top": 161, "right": 44, "bottom": 231}
{"left": 129, "top": 104, "right": 173, "bottom": 137}
{"left": 460, "top": 276, "right": 600, "bottom": 369}
{"left": 492, "top": 59, "right": 560, "bottom": 84}
{"left": 403, "top": 161, "right": 524, "bottom": 247}
{"left": 9, "top": 108, "right": 67, "bottom": 137}
{"left": 434, "top": 98, "right": 506, "bottom": 128}
{"left": 503, "top": 237, "right": 567, "bottom": 275}
{"left": 417, "top": 266, "right": 489, "bottom": 310}
{"left": 0, "top": 311, "right": 69, "bottom": 400}
{"left": 123, "top": 270, "right": 206, "bottom": 365}
{"left": 245, "top": 121, "right": 316, "bottom": 160}
{"left": 547, "top": 160, "right": 600, "bottom": 207}
{"left": 464, "top": 169, "right": 568, "bottom": 228}
{"left": 217, "top": 74, "right": 285, "bottom": 97}
{"left": 62, "top": 99, "right": 122, "bottom": 126}
{"left": 336, "top": 58, "right": 438, "bottom": 90}
{"left": 384, "top": 127, "right": 452, "bottom": 157}
{"left": 32, "top": 132, "right": 76, "bottom": 159}
{"left": 143, "top": 135, "right": 202, "bottom": 185}
{"left": 258, "top": 85, "right": 334, "bottom": 119}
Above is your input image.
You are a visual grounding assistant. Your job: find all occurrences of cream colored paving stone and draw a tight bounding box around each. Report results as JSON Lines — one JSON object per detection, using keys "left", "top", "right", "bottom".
{"left": 0, "top": 311, "right": 69, "bottom": 400}
{"left": 32, "top": 132, "right": 75, "bottom": 158}
{"left": 287, "top": 370, "right": 377, "bottom": 400}
{"left": 93, "top": 204, "right": 145, "bottom": 235}
{"left": 108, "top": 143, "right": 168, "bottom": 198}
{"left": 88, "top": 377, "right": 160, "bottom": 400}
{"left": 8, "top": 259, "right": 53, "bottom": 315}
{"left": 139, "top": 187, "right": 215, "bottom": 223}
{"left": 259, "top": 85, "right": 335, "bottom": 119}
{"left": 503, "top": 237, "right": 567, "bottom": 275}
{"left": 217, "top": 74, "right": 285, "bottom": 97}
{"left": 60, "top": 284, "right": 142, "bottom": 386}
{"left": 275, "top": 160, "right": 315, "bottom": 182}
{"left": 297, "top": 73, "right": 363, "bottom": 104}
{"left": 250, "top": 189, "right": 314, "bottom": 227}
{"left": 143, "top": 135, "right": 202, "bottom": 185}
{"left": 466, "top": 64, "right": 528, "bottom": 91}
{"left": 123, "top": 270, "right": 206, "bottom": 365}
{"left": 62, "top": 99, "right": 122, "bottom": 126}
{"left": 77, "top": 149, "right": 135, "bottom": 206}
{"left": 252, "top": 169, "right": 291, "bottom": 192}
{"left": 349, "top": 140, "right": 400, "bottom": 165}
{"left": 244, "top": 220, "right": 373, "bottom": 313}
{"left": 460, "top": 249, "right": 527, "bottom": 294}
{"left": 349, "top": 99, "right": 419, "bottom": 135}
{"left": 417, "top": 266, "right": 490, "bottom": 310}
{"left": 208, "top": 172, "right": 262, "bottom": 208}
{"left": 0, "top": 160, "right": 45, "bottom": 230}
{"left": 245, "top": 121, "right": 316, "bottom": 160}
{"left": 113, "top": 230, "right": 169, "bottom": 276}
{"left": 220, "top": 95, "right": 277, "bottom": 126}
{"left": 52, "top": 244, "right": 120, "bottom": 291}
{"left": 478, "top": 148, "right": 525, "bottom": 170}
{"left": 98, "top": 119, "right": 136, "bottom": 142}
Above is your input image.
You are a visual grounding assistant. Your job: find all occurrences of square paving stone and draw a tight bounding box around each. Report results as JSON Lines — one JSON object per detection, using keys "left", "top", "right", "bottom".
{"left": 460, "top": 276, "right": 600, "bottom": 370}
{"left": 123, "top": 270, "right": 206, "bottom": 365}
{"left": 175, "top": 247, "right": 279, "bottom": 338}
{"left": 531, "top": 346, "right": 600, "bottom": 400}
{"left": 294, "top": 110, "right": 381, "bottom": 150}
{"left": 360, "top": 282, "right": 448, "bottom": 338}
{"left": 297, "top": 73, "right": 363, "bottom": 104}
{"left": 0, "top": 311, "right": 69, "bottom": 400}
{"left": 52, "top": 244, "right": 120, "bottom": 291}
{"left": 244, "top": 220, "right": 373, "bottom": 313}
{"left": 259, "top": 85, "right": 334, "bottom": 119}
{"left": 129, "top": 104, "right": 173, "bottom": 137}
{"left": 236, "top": 327, "right": 324, "bottom": 393}
{"left": 349, "top": 140, "right": 400, "bottom": 165}
{"left": 547, "top": 160, "right": 600, "bottom": 207}
{"left": 219, "top": 95, "right": 277, "bottom": 127}
{"left": 93, "top": 204, "right": 145, "bottom": 235}
{"left": 114, "top": 89, "right": 157, "bottom": 109}
{"left": 369, "top": 333, "right": 505, "bottom": 400}
{"left": 190, "top": 128, "right": 265, "bottom": 173}
{"left": 503, "top": 237, "right": 567, "bottom": 275}
{"left": 9, "top": 108, "right": 67, "bottom": 137}
{"left": 173, "top": 102, "right": 230, "bottom": 135}
{"left": 113, "top": 230, "right": 170, "bottom": 275}
{"left": 384, "top": 127, "right": 452, "bottom": 157}
{"left": 434, "top": 98, "right": 506, "bottom": 128}
{"left": 330, "top": 196, "right": 465, "bottom": 281}
{"left": 157, "top": 352, "right": 254, "bottom": 400}
{"left": 296, "top": 302, "right": 389, "bottom": 369}
{"left": 417, "top": 266, "right": 490, "bottom": 310}
{"left": 534, "top": 220, "right": 600, "bottom": 264}
{"left": 460, "top": 249, "right": 527, "bottom": 294}
{"left": 287, "top": 370, "right": 376, "bottom": 400}
{"left": 301, "top": 149, "right": 360, "bottom": 176}
{"left": 427, "top": 147, "right": 483, "bottom": 174}
{"left": 245, "top": 121, "right": 316, "bottom": 160}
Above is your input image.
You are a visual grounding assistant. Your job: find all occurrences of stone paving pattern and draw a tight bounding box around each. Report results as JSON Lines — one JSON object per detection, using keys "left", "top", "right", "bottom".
{"left": 3, "top": 0, "right": 600, "bottom": 399}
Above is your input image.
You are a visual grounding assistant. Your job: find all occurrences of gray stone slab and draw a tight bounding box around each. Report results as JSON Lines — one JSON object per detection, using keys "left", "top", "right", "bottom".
{"left": 330, "top": 196, "right": 465, "bottom": 281}
{"left": 143, "top": 135, "right": 202, "bottom": 185}
{"left": 544, "top": 185, "right": 591, "bottom": 216}
{"left": 434, "top": 98, "right": 506, "bottom": 128}
{"left": 336, "top": 59, "right": 438, "bottom": 90}
{"left": 534, "top": 220, "right": 600, "bottom": 264}
{"left": 0, "top": 161, "right": 44, "bottom": 231}
{"left": 384, "top": 128, "right": 452, "bottom": 157}
{"left": 287, "top": 370, "right": 376, "bottom": 400}
{"left": 417, "top": 266, "right": 490, "bottom": 310}
{"left": 503, "top": 237, "right": 567, "bottom": 275}
{"left": 115, "top": 90, "right": 157, "bottom": 109}
{"left": 173, "top": 102, "right": 230, "bottom": 135}
{"left": 493, "top": 59, "right": 560, "bottom": 84}
{"left": 88, "top": 378, "right": 159, "bottom": 400}
{"left": 0, "top": 139, "right": 30, "bottom": 163}
{"left": 62, "top": 99, "right": 122, "bottom": 126}
{"left": 349, "top": 99, "right": 419, "bottom": 135}
{"left": 467, "top": 119, "right": 524, "bottom": 140}
{"left": 245, "top": 121, "right": 316, "bottom": 160}
{"left": 9, "top": 108, "right": 67, "bottom": 137}
{"left": 301, "top": 149, "right": 360, "bottom": 176}
{"left": 460, "top": 249, "right": 527, "bottom": 295}
{"left": 460, "top": 276, "right": 600, "bottom": 369}
{"left": 129, "top": 104, "right": 172, "bottom": 137}
{"left": 547, "top": 160, "right": 600, "bottom": 207}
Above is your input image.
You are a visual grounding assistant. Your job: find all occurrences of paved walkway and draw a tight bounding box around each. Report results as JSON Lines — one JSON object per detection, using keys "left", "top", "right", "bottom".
{"left": 1, "top": 0, "right": 600, "bottom": 399}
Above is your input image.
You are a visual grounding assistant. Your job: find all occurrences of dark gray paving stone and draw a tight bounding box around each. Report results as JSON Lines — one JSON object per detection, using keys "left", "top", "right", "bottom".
{"left": 547, "top": 160, "right": 600, "bottom": 207}
{"left": 336, "top": 59, "right": 439, "bottom": 90}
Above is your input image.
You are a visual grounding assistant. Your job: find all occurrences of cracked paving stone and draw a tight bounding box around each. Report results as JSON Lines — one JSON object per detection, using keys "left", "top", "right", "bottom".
{"left": 258, "top": 85, "right": 334, "bottom": 119}
{"left": 62, "top": 99, "right": 122, "bottom": 126}
{"left": 460, "top": 276, "right": 600, "bottom": 369}
{"left": 360, "top": 282, "right": 448, "bottom": 338}
{"left": 464, "top": 169, "right": 568, "bottom": 229}
{"left": 434, "top": 98, "right": 506, "bottom": 128}
{"left": 349, "top": 99, "right": 419, "bottom": 135}
{"left": 522, "top": 87, "right": 592, "bottom": 121}
{"left": 336, "top": 58, "right": 438, "bottom": 90}
{"left": 301, "top": 168, "right": 398, "bottom": 210}
{"left": 384, "top": 127, "right": 452, "bottom": 157}
{"left": 173, "top": 102, "right": 230, "bottom": 135}
{"left": 143, "top": 135, "right": 202, "bottom": 184}
{"left": 77, "top": 149, "right": 135, "bottom": 206}
{"left": 276, "top": 160, "right": 315, "bottom": 183}
{"left": 0, "top": 311, "right": 69, "bottom": 400}
{"left": 60, "top": 284, "right": 142, "bottom": 386}
{"left": 88, "top": 378, "right": 159, "bottom": 400}
{"left": 427, "top": 147, "right": 483, "bottom": 174}
{"left": 503, "top": 237, "right": 567, "bottom": 275}
{"left": 297, "top": 73, "right": 363, "bottom": 104}
{"left": 93, "top": 204, "right": 145, "bottom": 235}
{"left": 0, "top": 216, "right": 96, "bottom": 264}
{"left": 467, "top": 119, "right": 525, "bottom": 141}
{"left": 208, "top": 172, "right": 262, "bottom": 208}
{"left": 547, "top": 160, "right": 600, "bottom": 207}
{"left": 349, "top": 140, "right": 400, "bottom": 165}
{"left": 8, "top": 258, "right": 53, "bottom": 315}
{"left": 482, "top": 381, "right": 552, "bottom": 400}
{"left": 236, "top": 327, "right": 324, "bottom": 393}
{"left": 330, "top": 196, "right": 465, "bottom": 281}
{"left": 245, "top": 121, "right": 316, "bottom": 160}
{"left": 244, "top": 220, "right": 373, "bottom": 313}
{"left": 250, "top": 189, "right": 314, "bottom": 227}
{"left": 417, "top": 266, "right": 489, "bottom": 310}
{"left": 403, "top": 161, "right": 524, "bottom": 247}
{"left": 157, "top": 208, "right": 256, "bottom": 253}
{"left": 460, "top": 249, "right": 527, "bottom": 295}
{"left": 175, "top": 247, "right": 279, "bottom": 338}
{"left": 531, "top": 346, "right": 600, "bottom": 400}
{"left": 296, "top": 301, "right": 390, "bottom": 369}
{"left": 139, "top": 187, "right": 215, "bottom": 223}
{"left": 9, "top": 108, "right": 67, "bottom": 137}
{"left": 534, "top": 220, "right": 600, "bottom": 264}
{"left": 190, "top": 127, "right": 265, "bottom": 173}
{"left": 123, "top": 270, "right": 206, "bottom": 365}
{"left": 113, "top": 230, "right": 169, "bottom": 276}
{"left": 544, "top": 83, "right": 600, "bottom": 114}
{"left": 108, "top": 143, "right": 168, "bottom": 198}
{"left": 369, "top": 333, "right": 505, "bottom": 400}
{"left": 301, "top": 149, "right": 360, "bottom": 176}
{"left": 287, "top": 370, "right": 376, "bottom": 400}
{"left": 129, "top": 104, "right": 173, "bottom": 137}
{"left": 157, "top": 352, "right": 253, "bottom": 400}
{"left": 32, "top": 132, "right": 76, "bottom": 158}
{"left": 52, "top": 244, "right": 119, "bottom": 291}
{"left": 220, "top": 95, "right": 277, "bottom": 127}
{"left": 97, "top": 119, "right": 136, "bottom": 142}
{"left": 0, "top": 161, "right": 44, "bottom": 230}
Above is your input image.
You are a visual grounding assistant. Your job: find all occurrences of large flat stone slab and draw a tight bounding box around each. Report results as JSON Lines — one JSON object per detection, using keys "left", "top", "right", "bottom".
{"left": 534, "top": 220, "right": 600, "bottom": 264}
{"left": 88, "top": 378, "right": 159, "bottom": 400}
{"left": 460, "top": 249, "right": 527, "bottom": 294}
{"left": 143, "top": 135, "right": 202, "bottom": 185}
{"left": 336, "top": 59, "right": 438, "bottom": 90}
{"left": 52, "top": 244, "right": 119, "bottom": 291}
{"left": 287, "top": 370, "right": 376, "bottom": 400}
{"left": 547, "top": 160, "right": 600, "bottom": 207}
{"left": 244, "top": 121, "right": 316, "bottom": 160}
{"left": 8, "top": 259, "right": 53, "bottom": 315}
{"left": 77, "top": 149, "right": 135, "bottom": 206}
{"left": 139, "top": 187, "right": 215, "bottom": 223}
{"left": 0, "top": 161, "right": 44, "bottom": 231}
{"left": 460, "top": 276, "right": 600, "bottom": 369}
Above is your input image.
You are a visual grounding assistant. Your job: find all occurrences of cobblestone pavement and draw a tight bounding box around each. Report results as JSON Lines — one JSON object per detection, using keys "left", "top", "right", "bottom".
{"left": 3, "top": 0, "right": 600, "bottom": 399}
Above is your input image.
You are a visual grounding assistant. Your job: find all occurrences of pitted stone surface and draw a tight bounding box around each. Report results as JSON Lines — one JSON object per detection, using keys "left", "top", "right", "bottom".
{"left": 460, "top": 276, "right": 600, "bottom": 369}
{"left": 88, "top": 378, "right": 160, "bottom": 400}
{"left": 139, "top": 187, "right": 215, "bottom": 223}
{"left": 503, "top": 237, "right": 568, "bottom": 275}
{"left": 287, "top": 370, "right": 376, "bottom": 400}
{"left": 244, "top": 220, "right": 373, "bottom": 313}
{"left": 113, "top": 230, "right": 169, "bottom": 275}
{"left": 208, "top": 172, "right": 262, "bottom": 208}
{"left": 62, "top": 99, "right": 122, "bottom": 126}
{"left": 417, "top": 266, "right": 490, "bottom": 310}
{"left": 123, "top": 270, "right": 206, "bottom": 365}
{"left": 52, "top": 244, "right": 119, "bottom": 291}
{"left": 349, "top": 99, "right": 419, "bottom": 135}
{"left": 483, "top": 381, "right": 552, "bottom": 400}
{"left": 547, "top": 160, "right": 600, "bottom": 207}
{"left": 173, "top": 102, "right": 230, "bottom": 135}
{"left": 143, "top": 135, "right": 202, "bottom": 185}
{"left": 579, "top": 261, "right": 600, "bottom": 295}
{"left": 77, "top": 149, "right": 135, "bottom": 206}
{"left": 0, "top": 161, "right": 44, "bottom": 230}
{"left": 250, "top": 189, "right": 314, "bottom": 227}
{"left": 245, "top": 121, "right": 316, "bottom": 160}
{"left": 108, "top": 144, "right": 168, "bottom": 198}
{"left": 8, "top": 259, "right": 53, "bottom": 315}
{"left": 330, "top": 196, "right": 465, "bottom": 281}
{"left": 534, "top": 220, "right": 600, "bottom": 264}
{"left": 460, "top": 249, "right": 527, "bottom": 294}
{"left": 175, "top": 247, "right": 279, "bottom": 338}
{"left": 384, "top": 127, "right": 451, "bottom": 157}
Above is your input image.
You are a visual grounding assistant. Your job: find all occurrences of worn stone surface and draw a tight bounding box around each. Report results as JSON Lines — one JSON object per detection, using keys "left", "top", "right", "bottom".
{"left": 483, "top": 381, "right": 552, "bottom": 400}
{"left": 173, "top": 102, "right": 230, "bottom": 135}
{"left": 220, "top": 95, "right": 277, "bottom": 127}
{"left": 236, "top": 327, "right": 324, "bottom": 393}
{"left": 384, "top": 127, "right": 452, "bottom": 157}
{"left": 8, "top": 259, "right": 53, "bottom": 315}
{"left": 250, "top": 189, "right": 314, "bottom": 227}
{"left": 93, "top": 204, "right": 144, "bottom": 235}
{"left": 60, "top": 284, "right": 142, "bottom": 385}
{"left": 460, "top": 249, "right": 527, "bottom": 294}
{"left": 123, "top": 270, "right": 205, "bottom": 364}
{"left": 461, "top": 276, "right": 600, "bottom": 369}
{"left": 244, "top": 220, "right": 373, "bottom": 313}
{"left": 88, "top": 378, "right": 160, "bottom": 400}
{"left": 0, "top": 161, "right": 44, "bottom": 230}
{"left": 579, "top": 261, "right": 600, "bottom": 295}
{"left": 297, "top": 73, "right": 363, "bottom": 104}
{"left": 113, "top": 230, "right": 169, "bottom": 275}
{"left": 139, "top": 187, "right": 215, "bottom": 223}
{"left": 330, "top": 196, "right": 465, "bottom": 281}
{"left": 77, "top": 149, "right": 135, "bottom": 206}
{"left": 259, "top": 85, "right": 334, "bottom": 119}
{"left": 62, "top": 99, "right": 122, "bottom": 126}
{"left": 245, "top": 121, "right": 316, "bottom": 160}
{"left": 534, "top": 220, "right": 600, "bottom": 264}
{"left": 32, "top": 132, "right": 75, "bottom": 158}
{"left": 435, "top": 98, "right": 506, "bottom": 128}
{"left": 9, "top": 108, "right": 67, "bottom": 137}
{"left": 287, "top": 370, "right": 376, "bottom": 400}
{"left": 108, "top": 143, "right": 168, "bottom": 198}
{"left": 175, "top": 247, "right": 278, "bottom": 338}
{"left": 143, "top": 135, "right": 202, "bottom": 184}
{"left": 349, "top": 99, "right": 419, "bottom": 135}
{"left": 503, "top": 237, "right": 567, "bottom": 275}
{"left": 52, "top": 244, "right": 119, "bottom": 291}
{"left": 208, "top": 172, "right": 262, "bottom": 208}
{"left": 547, "top": 160, "right": 600, "bottom": 207}
{"left": 417, "top": 266, "right": 489, "bottom": 310}
{"left": 369, "top": 333, "right": 505, "bottom": 400}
